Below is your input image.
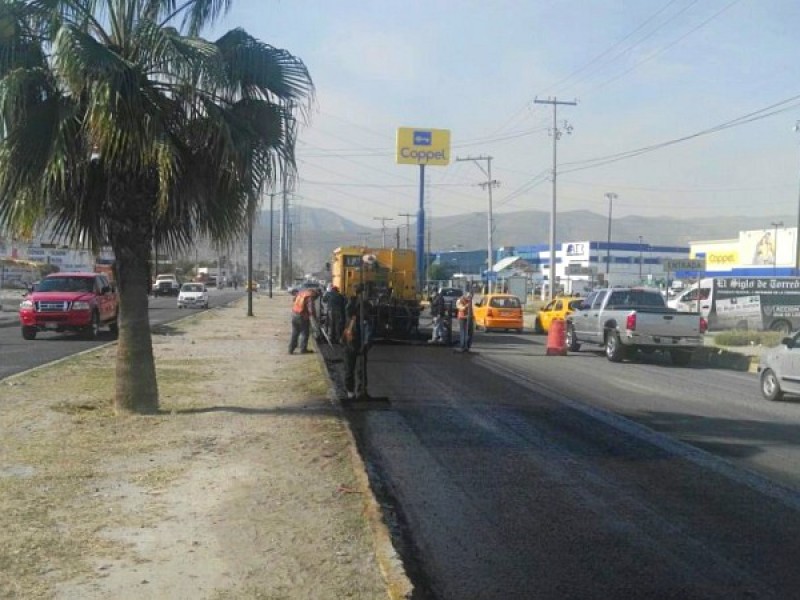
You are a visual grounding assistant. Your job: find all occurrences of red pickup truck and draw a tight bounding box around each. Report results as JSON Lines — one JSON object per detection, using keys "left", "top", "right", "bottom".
{"left": 18, "top": 272, "right": 119, "bottom": 340}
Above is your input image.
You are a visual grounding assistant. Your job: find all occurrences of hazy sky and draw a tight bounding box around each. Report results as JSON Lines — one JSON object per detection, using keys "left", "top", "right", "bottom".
{"left": 209, "top": 0, "right": 800, "bottom": 229}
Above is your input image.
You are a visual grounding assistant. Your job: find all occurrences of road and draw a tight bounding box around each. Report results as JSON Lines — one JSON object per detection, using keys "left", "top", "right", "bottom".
{"left": 339, "top": 328, "right": 800, "bottom": 599}
{"left": 0, "top": 288, "right": 245, "bottom": 380}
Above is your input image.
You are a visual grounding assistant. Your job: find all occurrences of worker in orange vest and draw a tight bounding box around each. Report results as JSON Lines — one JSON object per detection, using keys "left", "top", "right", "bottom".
{"left": 455, "top": 292, "right": 473, "bottom": 353}
{"left": 289, "top": 287, "right": 319, "bottom": 354}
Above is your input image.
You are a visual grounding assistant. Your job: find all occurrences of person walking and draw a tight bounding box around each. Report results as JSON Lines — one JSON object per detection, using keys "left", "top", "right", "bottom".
{"left": 455, "top": 292, "right": 473, "bottom": 353}
{"left": 428, "top": 291, "right": 445, "bottom": 343}
{"left": 289, "top": 287, "right": 319, "bottom": 354}
{"left": 323, "top": 285, "right": 346, "bottom": 344}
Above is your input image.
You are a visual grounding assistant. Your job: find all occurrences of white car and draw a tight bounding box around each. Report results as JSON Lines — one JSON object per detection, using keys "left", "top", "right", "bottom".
{"left": 177, "top": 283, "right": 209, "bottom": 309}
{"left": 758, "top": 332, "right": 800, "bottom": 401}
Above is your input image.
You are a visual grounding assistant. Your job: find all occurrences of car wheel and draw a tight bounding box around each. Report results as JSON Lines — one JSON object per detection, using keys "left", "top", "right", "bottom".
{"left": 21, "top": 326, "right": 37, "bottom": 340}
{"left": 566, "top": 324, "right": 581, "bottom": 352}
{"left": 670, "top": 349, "right": 692, "bottom": 366}
{"left": 769, "top": 320, "right": 792, "bottom": 335}
{"left": 534, "top": 318, "right": 545, "bottom": 334}
{"left": 82, "top": 311, "right": 100, "bottom": 340}
{"left": 605, "top": 331, "right": 625, "bottom": 362}
{"left": 760, "top": 368, "right": 784, "bottom": 401}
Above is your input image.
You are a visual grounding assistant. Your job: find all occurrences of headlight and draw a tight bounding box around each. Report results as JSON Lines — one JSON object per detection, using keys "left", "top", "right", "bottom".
{"left": 20, "top": 299, "right": 33, "bottom": 309}
{"left": 72, "top": 301, "right": 91, "bottom": 310}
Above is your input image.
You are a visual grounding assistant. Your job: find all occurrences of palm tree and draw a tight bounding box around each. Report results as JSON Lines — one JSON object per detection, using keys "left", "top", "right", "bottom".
{"left": 0, "top": 0, "right": 313, "bottom": 414}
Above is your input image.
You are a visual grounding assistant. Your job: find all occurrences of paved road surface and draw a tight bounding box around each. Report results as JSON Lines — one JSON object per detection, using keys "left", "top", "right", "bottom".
{"left": 336, "top": 329, "right": 800, "bottom": 599}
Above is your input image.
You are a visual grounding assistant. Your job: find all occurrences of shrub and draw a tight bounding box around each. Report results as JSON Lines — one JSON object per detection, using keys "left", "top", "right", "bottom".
{"left": 713, "top": 330, "right": 784, "bottom": 348}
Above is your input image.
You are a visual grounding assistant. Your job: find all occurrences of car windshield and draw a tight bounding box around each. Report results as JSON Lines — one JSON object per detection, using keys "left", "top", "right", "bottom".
{"left": 37, "top": 277, "right": 94, "bottom": 293}
{"left": 606, "top": 290, "right": 666, "bottom": 309}
{"left": 182, "top": 284, "right": 203, "bottom": 292}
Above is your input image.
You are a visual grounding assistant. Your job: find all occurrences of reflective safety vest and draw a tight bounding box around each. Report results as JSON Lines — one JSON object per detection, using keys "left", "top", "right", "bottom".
{"left": 292, "top": 290, "right": 315, "bottom": 319}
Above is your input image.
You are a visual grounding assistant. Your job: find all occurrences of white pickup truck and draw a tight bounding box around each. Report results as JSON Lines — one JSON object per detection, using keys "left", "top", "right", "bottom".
{"left": 565, "top": 287, "right": 707, "bottom": 366}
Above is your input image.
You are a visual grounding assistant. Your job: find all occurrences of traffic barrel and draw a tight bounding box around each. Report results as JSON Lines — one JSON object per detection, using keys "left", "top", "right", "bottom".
{"left": 546, "top": 318, "right": 568, "bottom": 356}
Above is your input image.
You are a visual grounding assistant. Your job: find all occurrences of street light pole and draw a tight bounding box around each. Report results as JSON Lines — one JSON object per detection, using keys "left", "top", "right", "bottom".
{"left": 605, "top": 192, "right": 617, "bottom": 278}
{"left": 268, "top": 192, "right": 274, "bottom": 298}
{"left": 638, "top": 235, "right": 644, "bottom": 282}
{"left": 771, "top": 221, "right": 784, "bottom": 275}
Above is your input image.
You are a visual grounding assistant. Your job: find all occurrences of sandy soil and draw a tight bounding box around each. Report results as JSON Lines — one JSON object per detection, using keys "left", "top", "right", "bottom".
{"left": 0, "top": 293, "right": 405, "bottom": 599}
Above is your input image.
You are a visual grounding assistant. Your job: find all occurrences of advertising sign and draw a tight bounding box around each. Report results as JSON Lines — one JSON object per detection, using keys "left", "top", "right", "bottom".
{"left": 740, "top": 228, "right": 796, "bottom": 268}
{"left": 692, "top": 242, "right": 738, "bottom": 271}
{"left": 396, "top": 127, "right": 451, "bottom": 166}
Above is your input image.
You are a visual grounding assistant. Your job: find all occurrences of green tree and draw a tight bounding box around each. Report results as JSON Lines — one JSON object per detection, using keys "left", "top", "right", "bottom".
{"left": 0, "top": 0, "right": 313, "bottom": 414}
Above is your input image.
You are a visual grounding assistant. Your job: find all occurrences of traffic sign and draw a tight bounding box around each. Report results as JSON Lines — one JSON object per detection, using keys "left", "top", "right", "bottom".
{"left": 663, "top": 258, "right": 706, "bottom": 272}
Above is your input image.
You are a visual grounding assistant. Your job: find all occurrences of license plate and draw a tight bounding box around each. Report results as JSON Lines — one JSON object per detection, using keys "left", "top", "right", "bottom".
{"left": 501, "top": 310, "right": 514, "bottom": 316}
{"left": 44, "top": 322, "right": 60, "bottom": 330}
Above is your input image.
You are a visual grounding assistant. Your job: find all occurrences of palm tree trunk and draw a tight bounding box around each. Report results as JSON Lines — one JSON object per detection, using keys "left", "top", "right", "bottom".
{"left": 111, "top": 219, "right": 159, "bottom": 414}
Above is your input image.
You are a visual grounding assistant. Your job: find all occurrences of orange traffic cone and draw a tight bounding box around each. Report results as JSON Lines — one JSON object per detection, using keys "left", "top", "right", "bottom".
{"left": 546, "top": 318, "right": 568, "bottom": 356}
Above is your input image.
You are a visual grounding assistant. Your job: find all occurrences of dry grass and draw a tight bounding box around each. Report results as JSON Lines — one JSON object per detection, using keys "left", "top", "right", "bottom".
{"left": 0, "top": 299, "right": 386, "bottom": 599}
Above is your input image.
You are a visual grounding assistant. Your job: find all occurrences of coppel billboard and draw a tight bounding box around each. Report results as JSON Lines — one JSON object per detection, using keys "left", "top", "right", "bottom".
{"left": 396, "top": 127, "right": 451, "bottom": 166}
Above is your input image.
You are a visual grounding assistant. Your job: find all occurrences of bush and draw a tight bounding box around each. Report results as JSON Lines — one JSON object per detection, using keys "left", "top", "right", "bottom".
{"left": 713, "top": 330, "right": 784, "bottom": 348}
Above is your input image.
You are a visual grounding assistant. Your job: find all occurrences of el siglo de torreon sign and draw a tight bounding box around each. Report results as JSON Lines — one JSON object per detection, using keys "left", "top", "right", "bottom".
{"left": 396, "top": 127, "right": 451, "bottom": 166}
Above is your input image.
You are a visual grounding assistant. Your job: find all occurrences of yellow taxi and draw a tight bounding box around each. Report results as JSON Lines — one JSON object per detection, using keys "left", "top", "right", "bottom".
{"left": 534, "top": 296, "right": 585, "bottom": 334}
{"left": 473, "top": 293, "right": 524, "bottom": 332}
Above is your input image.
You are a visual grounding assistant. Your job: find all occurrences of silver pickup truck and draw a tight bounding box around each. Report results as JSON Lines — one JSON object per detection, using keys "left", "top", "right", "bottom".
{"left": 565, "top": 287, "right": 707, "bottom": 366}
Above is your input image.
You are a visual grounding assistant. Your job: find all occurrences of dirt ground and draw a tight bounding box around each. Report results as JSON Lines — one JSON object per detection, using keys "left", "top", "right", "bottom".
{"left": 0, "top": 293, "right": 409, "bottom": 599}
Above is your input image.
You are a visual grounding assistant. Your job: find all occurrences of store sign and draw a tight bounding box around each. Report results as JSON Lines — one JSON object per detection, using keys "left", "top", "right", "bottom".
{"left": 563, "top": 242, "right": 589, "bottom": 259}
{"left": 396, "top": 127, "right": 451, "bottom": 166}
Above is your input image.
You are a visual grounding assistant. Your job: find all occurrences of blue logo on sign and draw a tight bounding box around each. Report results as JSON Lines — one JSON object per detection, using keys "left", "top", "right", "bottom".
{"left": 413, "top": 131, "right": 432, "bottom": 146}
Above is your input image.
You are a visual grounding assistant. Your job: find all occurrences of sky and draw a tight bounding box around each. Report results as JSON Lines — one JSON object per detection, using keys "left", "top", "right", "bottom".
{"left": 208, "top": 0, "right": 800, "bottom": 230}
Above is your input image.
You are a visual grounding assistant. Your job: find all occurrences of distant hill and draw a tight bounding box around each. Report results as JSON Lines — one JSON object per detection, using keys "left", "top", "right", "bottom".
{"left": 252, "top": 206, "right": 795, "bottom": 274}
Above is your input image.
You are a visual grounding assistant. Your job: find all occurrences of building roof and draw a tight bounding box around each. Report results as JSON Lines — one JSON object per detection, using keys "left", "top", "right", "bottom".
{"left": 492, "top": 256, "right": 532, "bottom": 273}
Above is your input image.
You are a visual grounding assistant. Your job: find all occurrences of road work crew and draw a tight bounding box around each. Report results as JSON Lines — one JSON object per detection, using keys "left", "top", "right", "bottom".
{"left": 289, "top": 287, "right": 319, "bottom": 354}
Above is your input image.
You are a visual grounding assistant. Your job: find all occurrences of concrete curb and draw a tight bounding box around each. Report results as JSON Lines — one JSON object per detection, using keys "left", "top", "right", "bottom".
{"left": 312, "top": 343, "right": 414, "bottom": 600}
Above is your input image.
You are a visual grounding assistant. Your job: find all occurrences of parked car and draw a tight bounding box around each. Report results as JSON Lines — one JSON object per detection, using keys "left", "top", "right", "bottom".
{"left": 177, "top": 283, "right": 209, "bottom": 309}
{"left": 535, "top": 296, "right": 584, "bottom": 334}
{"left": 18, "top": 272, "right": 118, "bottom": 340}
{"left": 758, "top": 332, "right": 800, "bottom": 401}
{"left": 473, "top": 293, "right": 524, "bottom": 332}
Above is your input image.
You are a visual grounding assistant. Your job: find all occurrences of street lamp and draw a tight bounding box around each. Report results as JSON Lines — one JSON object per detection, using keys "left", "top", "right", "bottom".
{"left": 794, "top": 121, "right": 800, "bottom": 275}
{"left": 605, "top": 192, "right": 617, "bottom": 277}
{"left": 638, "top": 235, "right": 644, "bottom": 281}
{"left": 771, "top": 221, "right": 784, "bottom": 275}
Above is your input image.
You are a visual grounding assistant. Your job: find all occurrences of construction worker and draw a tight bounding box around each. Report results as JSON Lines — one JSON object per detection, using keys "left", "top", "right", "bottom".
{"left": 342, "top": 284, "right": 371, "bottom": 399}
{"left": 289, "top": 287, "right": 319, "bottom": 354}
{"left": 455, "top": 292, "right": 473, "bottom": 353}
{"left": 322, "top": 284, "right": 346, "bottom": 344}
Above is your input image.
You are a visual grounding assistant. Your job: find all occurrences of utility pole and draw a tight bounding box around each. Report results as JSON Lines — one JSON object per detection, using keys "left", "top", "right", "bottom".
{"left": 398, "top": 213, "right": 413, "bottom": 249}
{"left": 373, "top": 217, "right": 394, "bottom": 248}
{"left": 456, "top": 155, "right": 500, "bottom": 291}
{"left": 605, "top": 192, "right": 617, "bottom": 277}
{"left": 358, "top": 232, "right": 371, "bottom": 247}
{"left": 534, "top": 97, "right": 576, "bottom": 300}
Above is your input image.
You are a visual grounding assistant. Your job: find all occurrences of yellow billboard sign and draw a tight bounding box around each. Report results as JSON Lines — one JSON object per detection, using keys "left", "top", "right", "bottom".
{"left": 396, "top": 127, "right": 451, "bottom": 166}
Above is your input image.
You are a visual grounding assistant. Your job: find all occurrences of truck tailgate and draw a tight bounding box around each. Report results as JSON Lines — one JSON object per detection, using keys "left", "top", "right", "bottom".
{"left": 636, "top": 312, "right": 700, "bottom": 337}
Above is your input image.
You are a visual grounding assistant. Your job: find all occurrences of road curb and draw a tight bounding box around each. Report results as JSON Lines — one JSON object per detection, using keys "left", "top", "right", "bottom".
{"left": 312, "top": 342, "right": 414, "bottom": 600}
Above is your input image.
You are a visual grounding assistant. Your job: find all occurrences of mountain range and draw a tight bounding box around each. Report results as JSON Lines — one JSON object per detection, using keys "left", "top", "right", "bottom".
{"left": 253, "top": 206, "right": 796, "bottom": 275}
